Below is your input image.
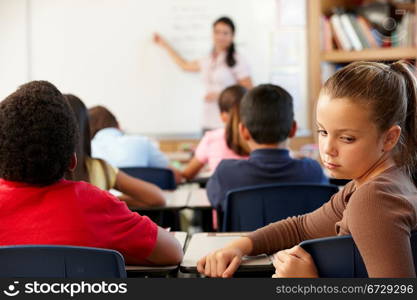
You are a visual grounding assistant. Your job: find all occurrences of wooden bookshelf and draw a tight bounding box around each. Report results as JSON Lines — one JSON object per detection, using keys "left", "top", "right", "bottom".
{"left": 308, "top": 0, "right": 417, "bottom": 140}
{"left": 322, "top": 47, "right": 417, "bottom": 62}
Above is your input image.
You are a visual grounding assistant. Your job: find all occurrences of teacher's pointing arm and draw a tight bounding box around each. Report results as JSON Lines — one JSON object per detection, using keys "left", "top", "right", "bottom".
{"left": 238, "top": 77, "right": 253, "bottom": 90}
{"left": 153, "top": 33, "right": 200, "bottom": 72}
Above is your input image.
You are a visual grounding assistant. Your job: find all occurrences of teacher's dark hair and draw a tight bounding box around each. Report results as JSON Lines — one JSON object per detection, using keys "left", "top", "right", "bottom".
{"left": 213, "top": 16, "right": 236, "bottom": 68}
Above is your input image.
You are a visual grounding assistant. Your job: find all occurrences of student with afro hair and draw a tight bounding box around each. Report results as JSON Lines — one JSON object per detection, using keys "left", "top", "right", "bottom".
{"left": 0, "top": 81, "right": 182, "bottom": 265}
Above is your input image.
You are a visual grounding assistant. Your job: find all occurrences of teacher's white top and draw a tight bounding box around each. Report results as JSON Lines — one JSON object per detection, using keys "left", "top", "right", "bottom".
{"left": 198, "top": 51, "right": 250, "bottom": 129}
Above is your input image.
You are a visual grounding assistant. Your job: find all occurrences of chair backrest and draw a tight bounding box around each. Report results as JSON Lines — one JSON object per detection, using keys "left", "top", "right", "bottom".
{"left": 120, "top": 167, "right": 176, "bottom": 190}
{"left": 0, "top": 245, "right": 127, "bottom": 278}
{"left": 222, "top": 183, "right": 339, "bottom": 232}
{"left": 329, "top": 178, "right": 351, "bottom": 186}
{"left": 300, "top": 231, "right": 417, "bottom": 277}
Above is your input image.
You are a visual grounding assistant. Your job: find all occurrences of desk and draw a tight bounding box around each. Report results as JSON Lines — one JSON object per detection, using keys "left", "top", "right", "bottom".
{"left": 187, "top": 188, "right": 211, "bottom": 208}
{"left": 130, "top": 187, "right": 213, "bottom": 231}
{"left": 126, "top": 232, "right": 187, "bottom": 277}
{"left": 187, "top": 188, "right": 213, "bottom": 232}
{"left": 113, "top": 189, "right": 188, "bottom": 210}
{"left": 162, "top": 190, "right": 189, "bottom": 209}
{"left": 129, "top": 188, "right": 210, "bottom": 210}
{"left": 129, "top": 190, "right": 189, "bottom": 211}
{"left": 186, "top": 176, "right": 209, "bottom": 188}
{"left": 165, "top": 151, "right": 193, "bottom": 163}
{"left": 180, "top": 232, "right": 274, "bottom": 275}
{"left": 129, "top": 190, "right": 190, "bottom": 230}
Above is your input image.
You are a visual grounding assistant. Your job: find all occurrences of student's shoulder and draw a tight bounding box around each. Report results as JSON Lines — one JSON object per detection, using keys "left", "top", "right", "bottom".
{"left": 202, "top": 128, "right": 224, "bottom": 141}
{"left": 215, "top": 158, "right": 249, "bottom": 173}
{"left": 294, "top": 157, "right": 324, "bottom": 171}
{"left": 197, "top": 129, "right": 225, "bottom": 152}
{"left": 121, "top": 133, "right": 150, "bottom": 145}
{"left": 208, "top": 159, "right": 247, "bottom": 192}
{"left": 63, "top": 179, "right": 119, "bottom": 204}
{"left": 356, "top": 167, "right": 415, "bottom": 196}
{"left": 349, "top": 169, "right": 417, "bottom": 218}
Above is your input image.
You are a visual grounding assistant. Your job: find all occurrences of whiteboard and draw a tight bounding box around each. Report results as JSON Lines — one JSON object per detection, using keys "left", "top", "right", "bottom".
{"left": 0, "top": 0, "right": 308, "bottom": 136}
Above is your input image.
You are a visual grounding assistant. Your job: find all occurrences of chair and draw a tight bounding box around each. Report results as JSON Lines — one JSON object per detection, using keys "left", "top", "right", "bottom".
{"left": 186, "top": 176, "right": 209, "bottom": 188}
{"left": 121, "top": 167, "right": 179, "bottom": 229}
{"left": 300, "top": 231, "right": 417, "bottom": 277}
{"left": 120, "top": 167, "right": 176, "bottom": 190}
{"left": 222, "top": 183, "right": 339, "bottom": 232}
{"left": 329, "top": 178, "right": 351, "bottom": 186}
{"left": 0, "top": 245, "right": 127, "bottom": 278}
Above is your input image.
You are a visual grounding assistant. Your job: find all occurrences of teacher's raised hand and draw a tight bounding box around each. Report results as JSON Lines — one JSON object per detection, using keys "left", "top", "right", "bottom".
{"left": 153, "top": 33, "right": 169, "bottom": 49}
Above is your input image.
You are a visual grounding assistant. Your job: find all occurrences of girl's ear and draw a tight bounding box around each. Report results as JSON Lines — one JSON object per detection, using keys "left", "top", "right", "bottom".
{"left": 68, "top": 152, "right": 78, "bottom": 172}
{"left": 383, "top": 125, "right": 401, "bottom": 152}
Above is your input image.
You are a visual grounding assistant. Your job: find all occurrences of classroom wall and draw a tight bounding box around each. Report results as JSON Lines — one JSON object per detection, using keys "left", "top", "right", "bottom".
{"left": 0, "top": 0, "right": 307, "bottom": 136}
{"left": 0, "top": 0, "right": 28, "bottom": 97}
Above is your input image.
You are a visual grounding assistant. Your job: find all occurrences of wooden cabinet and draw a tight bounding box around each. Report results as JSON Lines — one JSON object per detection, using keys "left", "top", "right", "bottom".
{"left": 307, "top": 0, "right": 417, "bottom": 135}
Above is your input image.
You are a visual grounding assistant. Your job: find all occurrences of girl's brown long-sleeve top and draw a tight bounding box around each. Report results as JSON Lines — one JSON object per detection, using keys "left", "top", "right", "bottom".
{"left": 247, "top": 166, "right": 417, "bottom": 277}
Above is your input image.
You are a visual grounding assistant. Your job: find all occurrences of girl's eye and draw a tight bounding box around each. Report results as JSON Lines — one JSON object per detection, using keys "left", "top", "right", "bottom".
{"left": 341, "top": 136, "right": 355, "bottom": 143}
{"left": 317, "top": 129, "right": 327, "bottom": 136}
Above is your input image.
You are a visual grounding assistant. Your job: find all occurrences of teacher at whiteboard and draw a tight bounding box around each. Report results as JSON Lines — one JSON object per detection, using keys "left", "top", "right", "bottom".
{"left": 154, "top": 16, "right": 253, "bottom": 130}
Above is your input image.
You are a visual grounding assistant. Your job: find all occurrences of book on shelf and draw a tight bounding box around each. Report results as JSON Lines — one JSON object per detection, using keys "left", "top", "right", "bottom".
{"left": 321, "top": 3, "right": 416, "bottom": 52}
{"left": 349, "top": 14, "right": 371, "bottom": 49}
{"left": 356, "top": 16, "right": 379, "bottom": 48}
{"left": 340, "top": 13, "right": 364, "bottom": 51}
{"left": 329, "top": 13, "right": 352, "bottom": 51}
{"left": 322, "top": 16, "right": 334, "bottom": 51}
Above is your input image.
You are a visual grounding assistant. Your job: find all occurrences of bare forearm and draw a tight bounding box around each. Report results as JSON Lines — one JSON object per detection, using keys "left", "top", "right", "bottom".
{"left": 238, "top": 77, "right": 253, "bottom": 89}
{"left": 182, "top": 157, "right": 204, "bottom": 180}
{"left": 154, "top": 33, "right": 199, "bottom": 72}
{"left": 128, "top": 180, "right": 165, "bottom": 207}
{"left": 115, "top": 171, "right": 165, "bottom": 207}
{"left": 163, "top": 45, "right": 188, "bottom": 69}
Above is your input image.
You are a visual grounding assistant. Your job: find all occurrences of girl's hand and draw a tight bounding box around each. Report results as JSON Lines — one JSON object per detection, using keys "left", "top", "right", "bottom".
{"left": 272, "top": 245, "right": 318, "bottom": 278}
{"left": 197, "top": 246, "right": 243, "bottom": 278}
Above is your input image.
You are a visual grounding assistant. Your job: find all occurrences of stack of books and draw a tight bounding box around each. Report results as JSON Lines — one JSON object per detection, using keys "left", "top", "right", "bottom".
{"left": 321, "top": 10, "right": 416, "bottom": 51}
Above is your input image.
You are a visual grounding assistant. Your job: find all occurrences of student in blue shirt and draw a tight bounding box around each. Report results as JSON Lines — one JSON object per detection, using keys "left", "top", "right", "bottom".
{"left": 88, "top": 106, "right": 169, "bottom": 166}
{"left": 89, "top": 106, "right": 182, "bottom": 183}
{"left": 206, "top": 84, "right": 328, "bottom": 211}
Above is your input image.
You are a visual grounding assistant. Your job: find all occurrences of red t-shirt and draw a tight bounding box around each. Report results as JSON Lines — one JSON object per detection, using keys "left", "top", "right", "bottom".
{"left": 0, "top": 178, "right": 158, "bottom": 264}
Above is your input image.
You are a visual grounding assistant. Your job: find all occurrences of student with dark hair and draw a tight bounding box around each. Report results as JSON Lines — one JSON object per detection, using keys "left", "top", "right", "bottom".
{"left": 65, "top": 94, "right": 166, "bottom": 208}
{"left": 89, "top": 105, "right": 169, "bottom": 169}
{"left": 0, "top": 81, "right": 182, "bottom": 265}
{"left": 154, "top": 16, "right": 253, "bottom": 130}
{"left": 206, "top": 84, "right": 328, "bottom": 211}
{"left": 198, "top": 61, "right": 417, "bottom": 278}
{"left": 182, "top": 85, "right": 249, "bottom": 180}
{"left": 89, "top": 105, "right": 118, "bottom": 138}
